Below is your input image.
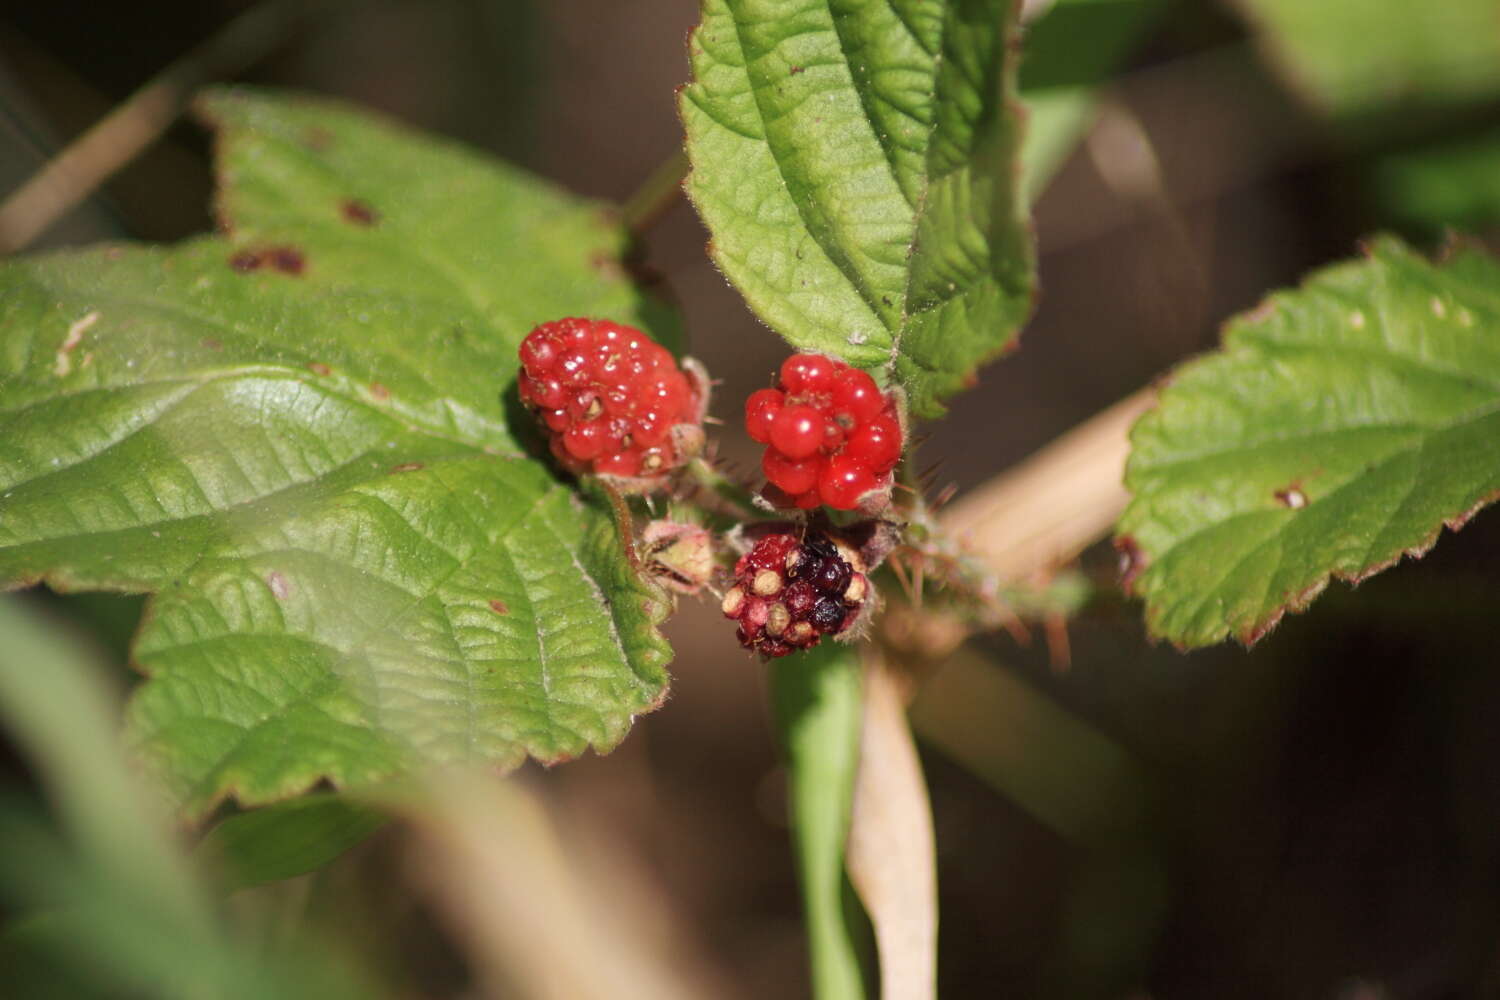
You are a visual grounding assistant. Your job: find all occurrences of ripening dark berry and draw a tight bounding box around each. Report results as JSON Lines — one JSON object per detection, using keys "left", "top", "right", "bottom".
{"left": 723, "top": 528, "right": 872, "bottom": 658}
{"left": 519, "top": 318, "right": 706, "bottom": 488}
{"left": 746, "top": 352, "right": 902, "bottom": 510}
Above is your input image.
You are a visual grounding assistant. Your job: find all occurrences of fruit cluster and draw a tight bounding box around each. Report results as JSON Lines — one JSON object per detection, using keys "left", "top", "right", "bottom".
{"left": 721, "top": 529, "right": 869, "bottom": 658}
{"left": 518, "top": 318, "right": 703, "bottom": 483}
{"left": 745, "top": 354, "right": 902, "bottom": 510}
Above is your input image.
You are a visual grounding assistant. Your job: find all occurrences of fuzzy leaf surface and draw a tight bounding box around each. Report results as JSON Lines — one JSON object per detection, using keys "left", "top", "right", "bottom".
{"left": 1119, "top": 237, "right": 1500, "bottom": 648}
{"left": 0, "top": 88, "right": 674, "bottom": 817}
{"left": 680, "top": 0, "right": 1035, "bottom": 418}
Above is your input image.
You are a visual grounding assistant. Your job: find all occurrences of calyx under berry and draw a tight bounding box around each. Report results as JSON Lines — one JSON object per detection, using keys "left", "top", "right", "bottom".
{"left": 721, "top": 527, "right": 873, "bottom": 658}
{"left": 518, "top": 317, "right": 707, "bottom": 488}
{"left": 746, "top": 353, "right": 902, "bottom": 511}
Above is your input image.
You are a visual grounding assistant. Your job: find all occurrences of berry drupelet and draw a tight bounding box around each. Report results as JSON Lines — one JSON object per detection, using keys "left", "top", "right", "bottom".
{"left": 721, "top": 528, "right": 871, "bottom": 658}
{"left": 518, "top": 318, "right": 705, "bottom": 486}
{"left": 746, "top": 353, "right": 902, "bottom": 510}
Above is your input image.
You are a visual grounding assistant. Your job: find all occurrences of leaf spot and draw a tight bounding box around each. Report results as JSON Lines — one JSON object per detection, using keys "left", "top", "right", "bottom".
{"left": 201, "top": 337, "right": 223, "bottom": 351}
{"left": 1274, "top": 486, "right": 1308, "bottom": 509}
{"left": 1430, "top": 296, "right": 1447, "bottom": 319}
{"left": 54, "top": 310, "right": 98, "bottom": 376}
{"left": 266, "top": 571, "right": 291, "bottom": 600}
{"left": 848, "top": 331, "right": 868, "bottom": 346}
{"left": 369, "top": 381, "right": 390, "bottom": 401}
{"left": 341, "top": 199, "right": 379, "bottom": 226}
{"left": 1348, "top": 310, "right": 1365, "bottom": 329}
{"left": 1457, "top": 307, "right": 1476, "bottom": 327}
{"left": 391, "top": 462, "right": 424, "bottom": 473}
{"left": 308, "top": 362, "right": 332, "bottom": 376}
{"left": 228, "top": 250, "right": 261, "bottom": 273}
{"left": 488, "top": 599, "right": 510, "bottom": 615}
{"left": 1114, "top": 535, "right": 1146, "bottom": 593}
{"left": 229, "top": 246, "right": 306, "bottom": 275}
{"left": 302, "top": 126, "right": 333, "bottom": 151}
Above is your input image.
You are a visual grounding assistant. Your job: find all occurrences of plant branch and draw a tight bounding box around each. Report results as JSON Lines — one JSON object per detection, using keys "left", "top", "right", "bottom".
{"left": 620, "top": 148, "right": 689, "bottom": 236}
{"left": 0, "top": 0, "right": 335, "bottom": 254}
{"left": 940, "top": 388, "right": 1153, "bottom": 583}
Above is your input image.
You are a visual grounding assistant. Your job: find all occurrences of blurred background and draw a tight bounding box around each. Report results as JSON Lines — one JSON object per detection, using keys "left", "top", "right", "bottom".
{"left": 4, "top": 1, "right": 1500, "bottom": 997}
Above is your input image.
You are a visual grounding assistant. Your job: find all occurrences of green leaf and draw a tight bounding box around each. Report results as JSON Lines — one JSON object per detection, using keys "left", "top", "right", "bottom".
{"left": 1370, "top": 127, "right": 1500, "bottom": 236}
{"left": 1234, "top": 0, "right": 1500, "bottom": 123}
{"left": 0, "top": 88, "right": 674, "bottom": 818}
{"left": 196, "top": 795, "right": 386, "bottom": 891}
{"left": 680, "top": 0, "right": 1036, "bottom": 418}
{"left": 1119, "top": 236, "right": 1500, "bottom": 648}
{"left": 771, "top": 644, "right": 867, "bottom": 1000}
{"left": 1018, "top": 0, "right": 1169, "bottom": 201}
{"left": 0, "top": 598, "right": 378, "bottom": 1000}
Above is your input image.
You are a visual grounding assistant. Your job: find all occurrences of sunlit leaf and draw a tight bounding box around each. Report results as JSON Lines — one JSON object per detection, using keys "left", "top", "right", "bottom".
{"left": 680, "top": 0, "right": 1035, "bottom": 418}
{"left": 1119, "top": 237, "right": 1500, "bottom": 648}
{"left": 0, "top": 89, "right": 674, "bottom": 817}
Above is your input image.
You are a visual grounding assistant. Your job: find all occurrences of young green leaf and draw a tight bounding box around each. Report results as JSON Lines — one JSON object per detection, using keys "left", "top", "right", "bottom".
{"left": 1119, "top": 237, "right": 1500, "bottom": 648}
{"left": 680, "top": 0, "right": 1035, "bottom": 418}
{"left": 0, "top": 89, "right": 674, "bottom": 817}
{"left": 1233, "top": 0, "right": 1500, "bottom": 123}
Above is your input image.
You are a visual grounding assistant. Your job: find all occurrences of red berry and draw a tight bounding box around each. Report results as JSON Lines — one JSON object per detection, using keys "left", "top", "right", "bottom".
{"left": 770, "top": 404, "right": 824, "bottom": 459}
{"left": 763, "top": 450, "right": 821, "bottom": 496}
{"left": 745, "top": 388, "right": 784, "bottom": 444}
{"left": 780, "top": 353, "right": 841, "bottom": 394}
{"left": 563, "top": 419, "right": 608, "bottom": 460}
{"left": 830, "top": 368, "right": 883, "bottom": 424}
{"left": 519, "top": 331, "right": 559, "bottom": 371}
{"left": 844, "top": 413, "right": 902, "bottom": 473}
{"left": 745, "top": 352, "right": 903, "bottom": 510}
{"left": 594, "top": 449, "right": 642, "bottom": 477}
{"left": 818, "top": 453, "right": 878, "bottom": 509}
{"left": 519, "top": 318, "right": 704, "bottom": 485}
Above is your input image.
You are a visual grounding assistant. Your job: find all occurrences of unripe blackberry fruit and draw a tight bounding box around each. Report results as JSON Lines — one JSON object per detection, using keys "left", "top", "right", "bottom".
{"left": 721, "top": 528, "right": 871, "bottom": 658}
{"left": 745, "top": 353, "right": 902, "bottom": 511}
{"left": 519, "top": 318, "right": 706, "bottom": 488}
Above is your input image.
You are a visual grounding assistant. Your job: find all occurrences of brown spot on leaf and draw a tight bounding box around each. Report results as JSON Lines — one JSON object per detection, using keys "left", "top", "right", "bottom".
{"left": 302, "top": 126, "right": 333, "bottom": 151}
{"left": 789, "top": 64, "right": 805, "bottom": 74}
{"left": 391, "top": 462, "right": 424, "bottom": 473}
{"left": 267, "top": 571, "right": 291, "bottom": 600}
{"left": 341, "top": 199, "right": 378, "bottom": 226}
{"left": 201, "top": 337, "right": 222, "bottom": 351}
{"left": 269, "top": 247, "right": 305, "bottom": 275}
{"left": 228, "top": 250, "right": 261, "bottom": 273}
{"left": 1114, "top": 535, "right": 1147, "bottom": 593}
{"left": 308, "top": 362, "right": 332, "bottom": 377}
{"left": 589, "top": 251, "right": 625, "bottom": 280}
{"left": 229, "top": 246, "right": 306, "bottom": 275}
{"left": 488, "top": 599, "right": 509, "bottom": 615}
{"left": 1274, "top": 485, "right": 1308, "bottom": 509}
{"left": 369, "top": 381, "right": 390, "bottom": 401}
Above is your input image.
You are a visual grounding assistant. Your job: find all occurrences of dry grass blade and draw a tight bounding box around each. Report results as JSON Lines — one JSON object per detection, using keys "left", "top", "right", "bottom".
{"left": 392, "top": 773, "right": 706, "bottom": 1000}
{"left": 846, "top": 653, "right": 937, "bottom": 1000}
{"left": 0, "top": 0, "right": 333, "bottom": 253}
